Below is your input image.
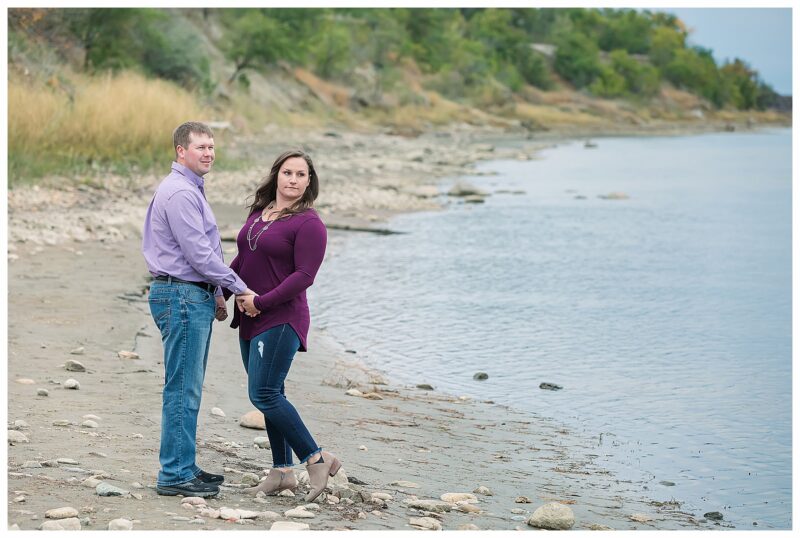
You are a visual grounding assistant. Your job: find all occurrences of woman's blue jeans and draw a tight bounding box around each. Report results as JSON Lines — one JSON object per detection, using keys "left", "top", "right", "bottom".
{"left": 239, "top": 324, "right": 321, "bottom": 468}
{"left": 148, "top": 280, "right": 215, "bottom": 486}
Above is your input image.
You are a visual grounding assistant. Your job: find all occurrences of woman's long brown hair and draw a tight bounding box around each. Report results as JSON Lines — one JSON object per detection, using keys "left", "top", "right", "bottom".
{"left": 247, "top": 150, "right": 320, "bottom": 219}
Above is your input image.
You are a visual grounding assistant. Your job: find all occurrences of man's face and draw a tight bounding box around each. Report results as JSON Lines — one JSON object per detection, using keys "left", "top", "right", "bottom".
{"left": 177, "top": 132, "right": 215, "bottom": 177}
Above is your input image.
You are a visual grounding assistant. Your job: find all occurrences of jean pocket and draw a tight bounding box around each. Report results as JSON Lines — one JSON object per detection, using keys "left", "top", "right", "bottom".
{"left": 182, "top": 285, "right": 213, "bottom": 304}
{"left": 150, "top": 301, "right": 171, "bottom": 338}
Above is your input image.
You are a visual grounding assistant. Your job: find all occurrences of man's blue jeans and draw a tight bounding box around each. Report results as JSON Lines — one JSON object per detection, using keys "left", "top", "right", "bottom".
{"left": 239, "top": 324, "right": 321, "bottom": 468}
{"left": 148, "top": 279, "right": 215, "bottom": 486}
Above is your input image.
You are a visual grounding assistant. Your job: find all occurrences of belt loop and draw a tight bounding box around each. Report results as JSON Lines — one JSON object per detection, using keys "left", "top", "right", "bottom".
{"left": 167, "top": 275, "right": 173, "bottom": 285}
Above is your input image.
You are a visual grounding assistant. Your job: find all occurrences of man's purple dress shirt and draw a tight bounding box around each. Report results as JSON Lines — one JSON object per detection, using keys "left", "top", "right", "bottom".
{"left": 142, "top": 162, "right": 247, "bottom": 296}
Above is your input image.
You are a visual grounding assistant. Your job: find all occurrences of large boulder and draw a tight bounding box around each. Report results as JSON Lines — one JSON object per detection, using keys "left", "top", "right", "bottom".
{"left": 527, "top": 502, "right": 575, "bottom": 530}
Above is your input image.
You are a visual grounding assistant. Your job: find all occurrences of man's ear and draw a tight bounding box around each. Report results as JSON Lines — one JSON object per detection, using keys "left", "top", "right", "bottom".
{"left": 176, "top": 145, "right": 185, "bottom": 160}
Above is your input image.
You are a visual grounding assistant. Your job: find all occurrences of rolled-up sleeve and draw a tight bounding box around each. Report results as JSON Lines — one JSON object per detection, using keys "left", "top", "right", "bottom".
{"left": 165, "top": 190, "right": 247, "bottom": 294}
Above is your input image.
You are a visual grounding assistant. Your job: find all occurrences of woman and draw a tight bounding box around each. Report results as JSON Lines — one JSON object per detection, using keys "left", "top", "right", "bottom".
{"left": 226, "top": 150, "right": 341, "bottom": 502}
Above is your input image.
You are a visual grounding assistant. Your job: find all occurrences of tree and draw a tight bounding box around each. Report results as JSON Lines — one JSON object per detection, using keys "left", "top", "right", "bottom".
{"left": 554, "top": 32, "right": 601, "bottom": 88}
{"left": 221, "top": 10, "right": 294, "bottom": 83}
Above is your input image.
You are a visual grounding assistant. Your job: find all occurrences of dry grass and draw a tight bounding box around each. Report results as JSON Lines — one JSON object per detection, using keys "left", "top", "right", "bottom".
{"left": 9, "top": 71, "right": 206, "bottom": 182}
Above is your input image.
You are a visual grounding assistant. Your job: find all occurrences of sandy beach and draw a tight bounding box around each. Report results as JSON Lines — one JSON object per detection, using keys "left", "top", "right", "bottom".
{"left": 6, "top": 124, "right": 760, "bottom": 530}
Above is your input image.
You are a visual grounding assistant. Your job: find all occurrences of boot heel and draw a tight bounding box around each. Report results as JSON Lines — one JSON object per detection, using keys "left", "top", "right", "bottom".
{"left": 329, "top": 457, "right": 342, "bottom": 477}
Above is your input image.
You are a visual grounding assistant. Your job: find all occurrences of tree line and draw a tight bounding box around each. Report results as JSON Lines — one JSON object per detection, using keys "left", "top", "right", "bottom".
{"left": 9, "top": 7, "right": 783, "bottom": 111}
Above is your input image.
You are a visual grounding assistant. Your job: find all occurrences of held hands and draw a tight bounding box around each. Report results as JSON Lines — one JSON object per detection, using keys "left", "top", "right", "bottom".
{"left": 236, "top": 288, "right": 261, "bottom": 318}
{"left": 215, "top": 295, "right": 228, "bottom": 321}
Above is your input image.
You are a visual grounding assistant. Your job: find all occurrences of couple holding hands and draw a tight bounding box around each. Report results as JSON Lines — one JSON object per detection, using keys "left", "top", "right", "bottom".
{"left": 142, "top": 121, "right": 340, "bottom": 501}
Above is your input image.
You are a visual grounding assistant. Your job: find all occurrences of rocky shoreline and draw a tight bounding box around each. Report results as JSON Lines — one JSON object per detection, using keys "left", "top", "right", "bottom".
{"left": 6, "top": 121, "right": 763, "bottom": 530}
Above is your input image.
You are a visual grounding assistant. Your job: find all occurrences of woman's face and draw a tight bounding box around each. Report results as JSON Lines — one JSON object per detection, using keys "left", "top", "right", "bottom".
{"left": 276, "top": 157, "right": 310, "bottom": 204}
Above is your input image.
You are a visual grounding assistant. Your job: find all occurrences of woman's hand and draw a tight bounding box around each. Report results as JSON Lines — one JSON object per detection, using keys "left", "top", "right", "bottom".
{"left": 236, "top": 294, "right": 262, "bottom": 317}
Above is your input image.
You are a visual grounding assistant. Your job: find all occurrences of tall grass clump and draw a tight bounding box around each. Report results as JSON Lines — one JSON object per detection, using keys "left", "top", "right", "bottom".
{"left": 9, "top": 71, "right": 205, "bottom": 184}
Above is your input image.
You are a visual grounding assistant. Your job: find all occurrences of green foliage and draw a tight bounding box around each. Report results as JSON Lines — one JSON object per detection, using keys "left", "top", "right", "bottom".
{"left": 664, "top": 47, "right": 724, "bottom": 106}
{"left": 598, "top": 9, "right": 653, "bottom": 54}
{"left": 720, "top": 59, "right": 760, "bottom": 110}
{"left": 554, "top": 32, "right": 601, "bottom": 88}
{"left": 608, "top": 49, "right": 660, "bottom": 97}
{"left": 649, "top": 26, "right": 685, "bottom": 68}
{"left": 589, "top": 65, "right": 626, "bottom": 97}
{"left": 221, "top": 9, "right": 295, "bottom": 82}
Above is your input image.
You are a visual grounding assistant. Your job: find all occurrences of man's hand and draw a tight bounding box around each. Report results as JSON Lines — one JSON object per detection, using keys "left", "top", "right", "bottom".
{"left": 215, "top": 295, "right": 228, "bottom": 321}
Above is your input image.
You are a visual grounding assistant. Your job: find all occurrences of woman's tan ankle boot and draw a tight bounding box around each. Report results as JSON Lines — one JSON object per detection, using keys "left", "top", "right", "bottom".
{"left": 304, "top": 451, "right": 342, "bottom": 502}
{"left": 244, "top": 468, "right": 297, "bottom": 496}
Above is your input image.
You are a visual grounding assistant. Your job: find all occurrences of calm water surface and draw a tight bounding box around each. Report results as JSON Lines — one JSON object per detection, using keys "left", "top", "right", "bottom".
{"left": 312, "top": 129, "right": 792, "bottom": 529}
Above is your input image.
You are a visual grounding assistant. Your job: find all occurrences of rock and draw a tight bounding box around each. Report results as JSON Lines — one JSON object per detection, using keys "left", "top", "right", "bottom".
{"left": 659, "top": 480, "right": 676, "bottom": 486}
{"left": 345, "top": 389, "right": 363, "bottom": 397}
{"left": 64, "top": 378, "right": 80, "bottom": 390}
{"left": 239, "top": 410, "right": 266, "bottom": 430}
{"left": 89, "top": 452, "right": 108, "bottom": 458}
{"left": 235, "top": 509, "right": 261, "bottom": 519}
{"left": 198, "top": 508, "right": 220, "bottom": 519}
{"left": 40, "top": 518, "right": 81, "bottom": 530}
{"left": 132, "top": 433, "right": 143, "bottom": 439}
{"left": 458, "top": 524, "right": 480, "bottom": 530}
{"left": 416, "top": 384, "right": 435, "bottom": 390}
{"left": 12, "top": 420, "right": 29, "bottom": 429}
{"left": 182, "top": 497, "right": 207, "bottom": 506}
{"left": 372, "top": 492, "right": 392, "bottom": 501}
{"left": 473, "top": 372, "right": 488, "bottom": 381}
{"left": 598, "top": 192, "right": 630, "bottom": 200}
{"left": 108, "top": 518, "right": 133, "bottom": 530}
{"left": 9, "top": 524, "right": 21, "bottom": 530}
{"left": 405, "top": 185, "right": 440, "bottom": 198}
{"left": 211, "top": 407, "right": 226, "bottom": 417}
{"left": 172, "top": 516, "right": 192, "bottom": 521}
{"left": 253, "top": 436, "right": 270, "bottom": 449}
{"left": 302, "top": 504, "right": 319, "bottom": 511}
{"left": 53, "top": 420, "right": 71, "bottom": 426}
{"left": 629, "top": 513, "right": 654, "bottom": 523}
{"left": 65, "top": 360, "right": 86, "bottom": 372}
{"left": 15, "top": 378, "right": 35, "bottom": 384}
{"left": 131, "top": 493, "right": 142, "bottom": 501}
{"left": 241, "top": 473, "right": 260, "bottom": 486}
{"left": 8, "top": 430, "right": 29, "bottom": 444}
{"left": 527, "top": 503, "right": 575, "bottom": 530}
{"left": 117, "top": 351, "right": 140, "bottom": 360}
{"left": 284, "top": 508, "right": 315, "bottom": 519}
{"left": 704, "top": 511, "right": 723, "bottom": 521}
{"left": 358, "top": 445, "right": 368, "bottom": 451}
{"left": 408, "top": 500, "right": 451, "bottom": 513}
{"left": 70, "top": 347, "right": 85, "bottom": 355}
{"left": 473, "top": 486, "right": 493, "bottom": 496}
{"left": 37, "top": 389, "right": 49, "bottom": 396}
{"left": 96, "top": 483, "right": 129, "bottom": 497}
{"left": 455, "top": 502, "right": 481, "bottom": 514}
{"left": 270, "top": 521, "right": 310, "bottom": 530}
{"left": 539, "top": 382, "right": 562, "bottom": 391}
{"left": 81, "top": 420, "right": 99, "bottom": 428}
{"left": 220, "top": 508, "right": 240, "bottom": 521}
{"left": 515, "top": 496, "right": 532, "bottom": 503}
{"left": 587, "top": 523, "right": 614, "bottom": 530}
{"left": 463, "top": 195, "right": 486, "bottom": 204}
{"left": 83, "top": 415, "right": 101, "bottom": 422}
{"left": 189, "top": 519, "right": 205, "bottom": 525}
{"left": 82, "top": 477, "right": 102, "bottom": 488}
{"left": 363, "top": 392, "right": 384, "bottom": 400}
{"left": 511, "top": 508, "right": 527, "bottom": 514}
{"left": 329, "top": 468, "right": 350, "bottom": 489}
{"left": 357, "top": 512, "right": 367, "bottom": 519}
{"left": 409, "top": 516, "right": 442, "bottom": 530}
{"left": 391, "top": 480, "right": 420, "bottom": 488}
{"left": 278, "top": 489, "right": 296, "bottom": 497}
{"left": 45, "top": 507, "right": 79, "bottom": 519}
{"left": 441, "top": 493, "right": 477, "bottom": 504}
{"left": 21, "top": 461, "right": 42, "bottom": 469}
{"left": 448, "top": 182, "right": 488, "bottom": 197}
{"left": 14, "top": 495, "right": 26, "bottom": 502}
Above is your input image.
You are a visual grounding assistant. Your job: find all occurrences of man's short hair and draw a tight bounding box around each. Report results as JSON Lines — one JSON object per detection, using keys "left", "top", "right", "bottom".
{"left": 173, "top": 121, "right": 214, "bottom": 152}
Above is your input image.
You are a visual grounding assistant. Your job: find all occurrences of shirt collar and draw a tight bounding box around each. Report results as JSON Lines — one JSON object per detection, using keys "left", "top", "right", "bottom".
{"left": 171, "top": 161, "right": 205, "bottom": 189}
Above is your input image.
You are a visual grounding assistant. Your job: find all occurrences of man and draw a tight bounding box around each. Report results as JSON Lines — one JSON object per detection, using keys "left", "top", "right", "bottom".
{"left": 142, "top": 121, "right": 253, "bottom": 497}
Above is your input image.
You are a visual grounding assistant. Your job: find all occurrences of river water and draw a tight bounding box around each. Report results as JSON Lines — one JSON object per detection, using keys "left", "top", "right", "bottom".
{"left": 312, "top": 129, "right": 792, "bottom": 529}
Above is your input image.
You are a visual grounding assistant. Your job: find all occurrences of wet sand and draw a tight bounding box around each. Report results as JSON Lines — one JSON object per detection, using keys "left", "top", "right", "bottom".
{"left": 6, "top": 125, "right": 744, "bottom": 530}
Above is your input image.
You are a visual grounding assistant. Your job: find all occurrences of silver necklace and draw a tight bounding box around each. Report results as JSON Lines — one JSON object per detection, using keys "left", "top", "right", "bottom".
{"left": 246, "top": 207, "right": 279, "bottom": 251}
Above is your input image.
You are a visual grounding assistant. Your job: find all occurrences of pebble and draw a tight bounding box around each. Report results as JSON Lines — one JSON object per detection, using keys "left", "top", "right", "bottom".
{"left": 96, "top": 482, "right": 129, "bottom": 496}
{"left": 371, "top": 510, "right": 382, "bottom": 516}
{"left": 132, "top": 433, "right": 143, "bottom": 439}
{"left": 473, "top": 485, "right": 493, "bottom": 496}
{"left": 14, "top": 495, "right": 26, "bottom": 503}
{"left": 239, "top": 410, "right": 266, "bottom": 430}
{"left": 587, "top": 523, "right": 614, "bottom": 530}
{"left": 659, "top": 480, "right": 676, "bottom": 486}
{"left": 117, "top": 351, "right": 140, "bottom": 360}
{"left": 15, "top": 378, "right": 35, "bottom": 384}
{"left": 21, "top": 461, "right": 42, "bottom": 469}
{"left": 539, "top": 382, "right": 563, "bottom": 391}
{"left": 41, "top": 460, "right": 59, "bottom": 467}
{"left": 327, "top": 496, "right": 340, "bottom": 504}
{"left": 270, "top": 521, "right": 310, "bottom": 530}
{"left": 303, "top": 504, "right": 319, "bottom": 511}
{"left": 629, "top": 513, "right": 654, "bottom": 523}
{"left": 181, "top": 497, "right": 207, "bottom": 506}
{"left": 57, "top": 458, "right": 79, "bottom": 465}
{"left": 40, "top": 518, "right": 81, "bottom": 530}
{"left": 515, "top": 496, "right": 532, "bottom": 503}
{"left": 64, "top": 359, "right": 86, "bottom": 372}
{"left": 63, "top": 378, "right": 80, "bottom": 390}
{"left": 211, "top": 407, "right": 226, "bottom": 417}
{"left": 108, "top": 518, "right": 134, "bottom": 530}
{"left": 441, "top": 492, "right": 477, "bottom": 503}
{"left": 704, "top": 511, "right": 724, "bottom": 521}
{"left": 363, "top": 392, "right": 384, "bottom": 400}
{"left": 90, "top": 452, "right": 108, "bottom": 458}
{"left": 511, "top": 508, "right": 527, "bottom": 514}
{"left": 372, "top": 492, "right": 393, "bottom": 501}
{"left": 359, "top": 445, "right": 368, "bottom": 451}
{"left": 409, "top": 516, "right": 442, "bottom": 530}
{"left": 416, "top": 384, "right": 435, "bottom": 390}
{"left": 69, "top": 347, "right": 85, "bottom": 355}
{"left": 241, "top": 473, "right": 260, "bottom": 486}
{"left": 81, "top": 420, "right": 99, "bottom": 428}
{"left": 285, "top": 508, "right": 315, "bottom": 519}
{"left": 44, "top": 506, "right": 78, "bottom": 519}
{"left": 189, "top": 518, "right": 205, "bottom": 525}
{"left": 345, "top": 389, "right": 363, "bottom": 397}
{"left": 53, "top": 420, "right": 71, "bottom": 426}
{"left": 131, "top": 493, "right": 143, "bottom": 500}
{"left": 455, "top": 503, "right": 481, "bottom": 514}
{"left": 408, "top": 500, "right": 451, "bottom": 513}
{"left": 37, "top": 389, "right": 49, "bottom": 397}
{"left": 390, "top": 480, "right": 420, "bottom": 488}
{"left": 357, "top": 512, "right": 367, "bottom": 520}
{"left": 8, "top": 430, "right": 29, "bottom": 444}
{"left": 527, "top": 503, "right": 575, "bottom": 530}
{"left": 172, "top": 516, "right": 192, "bottom": 522}
{"left": 458, "top": 524, "right": 480, "bottom": 530}
{"left": 198, "top": 508, "right": 220, "bottom": 519}
{"left": 253, "top": 436, "right": 270, "bottom": 448}
{"left": 473, "top": 372, "right": 489, "bottom": 381}
{"left": 13, "top": 420, "right": 29, "bottom": 429}
{"left": 511, "top": 515, "right": 527, "bottom": 521}
{"left": 278, "top": 489, "right": 296, "bottom": 497}
{"left": 83, "top": 414, "right": 101, "bottom": 421}
{"left": 82, "top": 478, "right": 102, "bottom": 488}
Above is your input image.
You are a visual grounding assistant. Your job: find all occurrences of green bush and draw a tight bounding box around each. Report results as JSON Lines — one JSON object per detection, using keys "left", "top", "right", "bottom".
{"left": 554, "top": 32, "right": 601, "bottom": 88}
